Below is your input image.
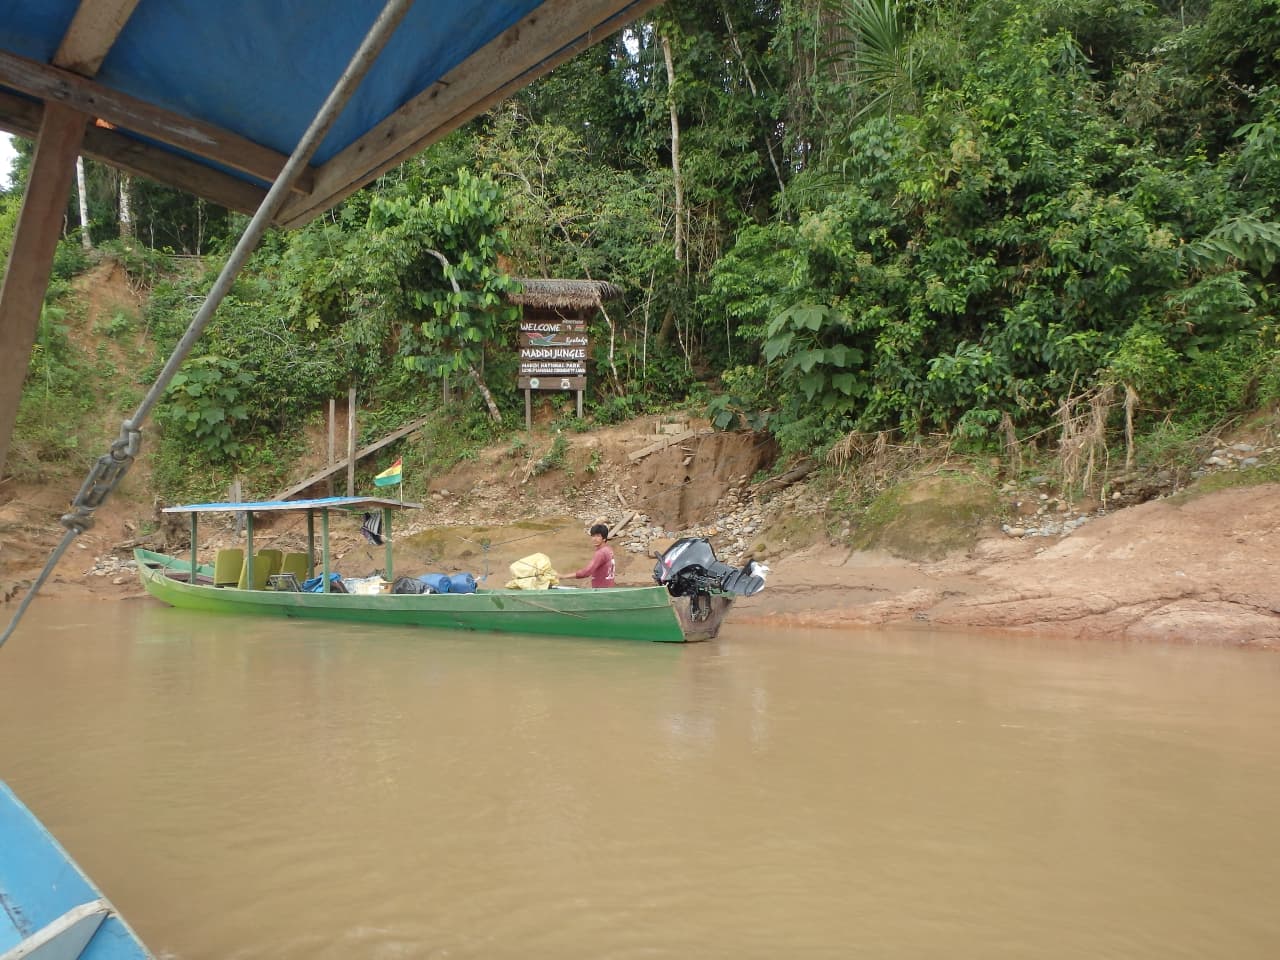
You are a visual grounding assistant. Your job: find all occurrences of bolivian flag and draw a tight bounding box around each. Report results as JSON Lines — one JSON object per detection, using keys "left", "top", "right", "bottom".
{"left": 374, "top": 457, "right": 403, "bottom": 488}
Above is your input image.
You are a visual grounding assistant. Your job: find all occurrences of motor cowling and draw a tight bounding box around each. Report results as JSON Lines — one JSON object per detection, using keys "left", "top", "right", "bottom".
{"left": 653, "top": 537, "right": 767, "bottom": 598}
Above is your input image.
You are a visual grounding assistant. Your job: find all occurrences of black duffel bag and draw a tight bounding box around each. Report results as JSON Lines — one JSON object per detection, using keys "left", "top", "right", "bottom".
{"left": 391, "top": 576, "right": 434, "bottom": 595}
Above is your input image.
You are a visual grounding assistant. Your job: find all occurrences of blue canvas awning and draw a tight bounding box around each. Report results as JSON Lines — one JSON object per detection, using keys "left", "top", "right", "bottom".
{"left": 0, "top": 0, "right": 660, "bottom": 225}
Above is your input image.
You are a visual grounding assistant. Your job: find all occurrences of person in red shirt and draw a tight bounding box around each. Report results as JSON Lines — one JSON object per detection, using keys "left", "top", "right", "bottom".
{"left": 571, "top": 523, "right": 616, "bottom": 588}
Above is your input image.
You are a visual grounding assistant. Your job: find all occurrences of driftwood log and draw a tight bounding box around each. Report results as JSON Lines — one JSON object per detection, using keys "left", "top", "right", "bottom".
{"left": 751, "top": 459, "right": 817, "bottom": 495}
{"left": 609, "top": 510, "right": 638, "bottom": 539}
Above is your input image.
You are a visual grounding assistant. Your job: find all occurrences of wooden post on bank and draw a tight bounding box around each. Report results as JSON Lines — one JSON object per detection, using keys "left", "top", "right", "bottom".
{"left": 346, "top": 386, "right": 356, "bottom": 497}
{"left": 327, "top": 397, "right": 336, "bottom": 496}
{"left": 229, "top": 477, "right": 244, "bottom": 535}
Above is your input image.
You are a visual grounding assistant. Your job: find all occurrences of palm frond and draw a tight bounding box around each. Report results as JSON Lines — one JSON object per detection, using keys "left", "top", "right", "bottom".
{"left": 821, "top": 0, "right": 917, "bottom": 120}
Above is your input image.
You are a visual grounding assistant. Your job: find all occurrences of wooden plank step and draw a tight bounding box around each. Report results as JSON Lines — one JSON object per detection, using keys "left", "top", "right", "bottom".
{"left": 627, "top": 430, "right": 707, "bottom": 463}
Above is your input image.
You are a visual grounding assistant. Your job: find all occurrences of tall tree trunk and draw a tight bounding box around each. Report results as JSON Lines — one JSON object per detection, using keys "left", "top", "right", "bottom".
{"left": 598, "top": 301, "right": 624, "bottom": 395}
{"left": 466, "top": 363, "right": 502, "bottom": 424}
{"left": 722, "top": 4, "right": 786, "bottom": 199}
{"left": 660, "top": 34, "right": 684, "bottom": 268}
{"left": 118, "top": 173, "right": 134, "bottom": 240}
{"left": 659, "top": 33, "right": 683, "bottom": 346}
{"left": 75, "top": 156, "right": 92, "bottom": 250}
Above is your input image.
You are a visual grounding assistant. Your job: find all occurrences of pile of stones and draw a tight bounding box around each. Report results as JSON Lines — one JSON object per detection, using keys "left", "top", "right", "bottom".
{"left": 577, "top": 476, "right": 814, "bottom": 568}
{"left": 1196, "top": 441, "right": 1272, "bottom": 474}
{"left": 999, "top": 482, "right": 1098, "bottom": 540}
{"left": 999, "top": 440, "right": 1277, "bottom": 540}
{"left": 87, "top": 553, "right": 138, "bottom": 584}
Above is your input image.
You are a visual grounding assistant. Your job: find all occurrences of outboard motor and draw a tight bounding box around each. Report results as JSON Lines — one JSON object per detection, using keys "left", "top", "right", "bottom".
{"left": 653, "top": 538, "right": 768, "bottom": 621}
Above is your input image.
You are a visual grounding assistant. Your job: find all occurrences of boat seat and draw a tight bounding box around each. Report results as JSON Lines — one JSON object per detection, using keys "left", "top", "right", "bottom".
{"left": 258, "top": 549, "right": 284, "bottom": 583}
{"left": 213, "top": 548, "right": 244, "bottom": 587}
{"left": 279, "top": 551, "right": 310, "bottom": 582}
{"left": 238, "top": 549, "right": 283, "bottom": 590}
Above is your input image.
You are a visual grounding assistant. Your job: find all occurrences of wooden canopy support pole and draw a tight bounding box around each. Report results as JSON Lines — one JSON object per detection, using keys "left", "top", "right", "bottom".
{"left": 245, "top": 512, "right": 256, "bottom": 588}
{"left": 189, "top": 513, "right": 198, "bottom": 583}
{"left": 321, "top": 509, "right": 332, "bottom": 593}
{"left": 383, "top": 507, "right": 394, "bottom": 581}
{"left": 0, "top": 102, "right": 87, "bottom": 477}
{"left": 306, "top": 510, "right": 316, "bottom": 579}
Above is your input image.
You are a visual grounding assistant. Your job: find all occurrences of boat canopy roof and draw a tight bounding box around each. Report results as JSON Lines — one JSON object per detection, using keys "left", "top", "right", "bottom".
{"left": 162, "top": 495, "right": 421, "bottom": 515}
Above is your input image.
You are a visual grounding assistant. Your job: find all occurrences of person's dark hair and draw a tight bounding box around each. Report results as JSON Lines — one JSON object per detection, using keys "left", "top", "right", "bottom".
{"left": 589, "top": 523, "right": 609, "bottom": 539}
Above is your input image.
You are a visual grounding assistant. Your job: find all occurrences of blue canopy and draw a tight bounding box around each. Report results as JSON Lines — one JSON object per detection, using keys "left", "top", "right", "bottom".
{"left": 162, "top": 495, "right": 421, "bottom": 514}
{"left": 0, "top": 0, "right": 660, "bottom": 225}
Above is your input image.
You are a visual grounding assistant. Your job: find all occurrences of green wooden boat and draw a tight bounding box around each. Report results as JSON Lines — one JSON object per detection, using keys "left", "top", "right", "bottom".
{"left": 134, "top": 496, "right": 750, "bottom": 643}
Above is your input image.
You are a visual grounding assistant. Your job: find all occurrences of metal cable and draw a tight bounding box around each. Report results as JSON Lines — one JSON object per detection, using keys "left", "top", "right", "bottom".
{"left": 1, "top": 0, "right": 415, "bottom": 650}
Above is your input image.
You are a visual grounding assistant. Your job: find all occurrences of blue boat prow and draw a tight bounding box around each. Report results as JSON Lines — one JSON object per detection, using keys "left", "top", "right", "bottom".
{"left": 0, "top": 782, "right": 152, "bottom": 959}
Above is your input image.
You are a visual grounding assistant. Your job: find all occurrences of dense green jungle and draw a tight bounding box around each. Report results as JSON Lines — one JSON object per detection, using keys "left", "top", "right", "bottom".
{"left": 3, "top": 0, "right": 1279, "bottom": 508}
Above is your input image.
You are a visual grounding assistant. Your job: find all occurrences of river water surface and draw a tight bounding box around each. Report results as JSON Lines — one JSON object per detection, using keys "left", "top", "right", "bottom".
{"left": 2, "top": 599, "right": 1279, "bottom": 959}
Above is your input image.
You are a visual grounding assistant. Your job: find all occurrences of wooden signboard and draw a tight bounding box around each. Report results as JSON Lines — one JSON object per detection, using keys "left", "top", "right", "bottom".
{"left": 518, "top": 317, "right": 590, "bottom": 428}
{"left": 518, "top": 376, "right": 587, "bottom": 391}
{"left": 518, "top": 320, "right": 589, "bottom": 381}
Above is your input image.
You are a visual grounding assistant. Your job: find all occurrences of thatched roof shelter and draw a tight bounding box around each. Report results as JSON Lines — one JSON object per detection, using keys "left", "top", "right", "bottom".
{"left": 507, "top": 279, "right": 624, "bottom": 310}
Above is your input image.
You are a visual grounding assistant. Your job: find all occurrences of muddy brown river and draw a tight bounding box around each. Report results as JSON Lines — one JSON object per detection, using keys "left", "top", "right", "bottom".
{"left": 2, "top": 599, "right": 1279, "bottom": 958}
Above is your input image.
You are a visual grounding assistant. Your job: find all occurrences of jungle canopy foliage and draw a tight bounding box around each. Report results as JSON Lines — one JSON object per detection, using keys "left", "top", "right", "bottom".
{"left": 7, "top": 0, "right": 1280, "bottom": 493}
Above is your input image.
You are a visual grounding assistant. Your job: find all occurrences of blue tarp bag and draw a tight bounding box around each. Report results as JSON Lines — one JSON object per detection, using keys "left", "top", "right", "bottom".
{"left": 447, "top": 572, "right": 477, "bottom": 594}
{"left": 417, "top": 573, "right": 451, "bottom": 594}
{"left": 302, "top": 573, "right": 342, "bottom": 593}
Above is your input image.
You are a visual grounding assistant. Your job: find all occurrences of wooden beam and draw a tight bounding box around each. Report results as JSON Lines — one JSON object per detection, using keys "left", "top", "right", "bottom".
{"left": 0, "top": 49, "right": 316, "bottom": 196}
{"left": 628, "top": 431, "right": 705, "bottom": 463}
{"left": 278, "top": 0, "right": 665, "bottom": 227}
{"left": 0, "top": 102, "right": 87, "bottom": 477}
{"left": 0, "top": 90, "right": 267, "bottom": 215}
{"left": 54, "top": 0, "right": 141, "bottom": 76}
{"left": 270, "top": 413, "right": 433, "bottom": 502}
{"left": 80, "top": 122, "right": 268, "bottom": 215}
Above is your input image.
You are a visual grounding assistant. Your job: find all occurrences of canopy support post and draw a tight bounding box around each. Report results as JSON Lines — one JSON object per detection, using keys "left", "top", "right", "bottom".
{"left": 245, "top": 513, "right": 255, "bottom": 588}
{"left": 306, "top": 510, "right": 316, "bottom": 580}
{"left": 321, "top": 509, "right": 331, "bottom": 593}
{"left": 383, "top": 506, "right": 394, "bottom": 581}
{"left": 0, "top": 102, "right": 87, "bottom": 477}
{"left": 189, "top": 514, "right": 198, "bottom": 583}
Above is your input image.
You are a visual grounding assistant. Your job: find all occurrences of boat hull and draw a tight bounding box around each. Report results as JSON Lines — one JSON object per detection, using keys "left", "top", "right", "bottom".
{"left": 133, "top": 547, "right": 213, "bottom": 582}
{"left": 0, "top": 781, "right": 152, "bottom": 958}
{"left": 135, "top": 551, "right": 726, "bottom": 643}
